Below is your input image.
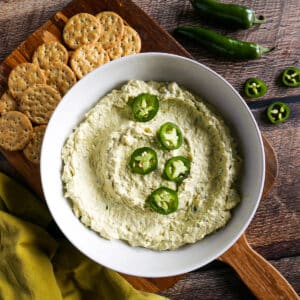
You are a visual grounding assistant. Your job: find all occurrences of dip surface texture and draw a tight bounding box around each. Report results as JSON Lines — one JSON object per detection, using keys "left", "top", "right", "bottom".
{"left": 62, "top": 80, "right": 241, "bottom": 250}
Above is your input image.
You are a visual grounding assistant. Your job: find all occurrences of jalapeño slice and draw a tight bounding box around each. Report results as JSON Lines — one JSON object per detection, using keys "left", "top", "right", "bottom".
{"left": 163, "top": 156, "right": 191, "bottom": 183}
{"left": 281, "top": 67, "right": 300, "bottom": 88}
{"left": 244, "top": 77, "right": 268, "bottom": 98}
{"left": 132, "top": 93, "right": 159, "bottom": 122}
{"left": 157, "top": 122, "right": 183, "bottom": 150}
{"left": 266, "top": 102, "right": 291, "bottom": 124}
{"left": 147, "top": 187, "right": 178, "bottom": 215}
{"left": 129, "top": 147, "right": 158, "bottom": 174}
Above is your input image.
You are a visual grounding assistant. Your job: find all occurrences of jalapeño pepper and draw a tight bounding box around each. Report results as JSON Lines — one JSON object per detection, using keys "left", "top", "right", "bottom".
{"left": 129, "top": 147, "right": 158, "bottom": 174}
{"left": 158, "top": 122, "right": 183, "bottom": 150}
{"left": 266, "top": 102, "right": 291, "bottom": 124}
{"left": 281, "top": 67, "right": 300, "bottom": 88}
{"left": 163, "top": 156, "right": 191, "bottom": 183}
{"left": 147, "top": 187, "right": 178, "bottom": 215}
{"left": 244, "top": 78, "right": 268, "bottom": 98}
{"left": 190, "top": 0, "right": 266, "bottom": 29}
{"left": 132, "top": 93, "right": 159, "bottom": 122}
{"left": 174, "top": 26, "right": 273, "bottom": 60}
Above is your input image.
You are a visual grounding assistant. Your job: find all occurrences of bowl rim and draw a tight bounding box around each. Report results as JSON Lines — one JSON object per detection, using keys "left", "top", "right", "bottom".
{"left": 40, "top": 52, "right": 265, "bottom": 277}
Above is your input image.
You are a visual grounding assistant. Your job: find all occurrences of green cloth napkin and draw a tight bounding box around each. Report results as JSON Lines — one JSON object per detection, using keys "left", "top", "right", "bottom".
{"left": 0, "top": 172, "right": 168, "bottom": 300}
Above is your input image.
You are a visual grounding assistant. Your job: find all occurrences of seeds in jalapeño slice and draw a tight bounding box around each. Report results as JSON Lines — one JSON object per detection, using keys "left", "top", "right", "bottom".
{"left": 266, "top": 102, "right": 291, "bottom": 124}
{"left": 158, "top": 122, "right": 183, "bottom": 150}
{"left": 129, "top": 147, "right": 158, "bottom": 174}
{"left": 244, "top": 77, "right": 268, "bottom": 98}
{"left": 281, "top": 67, "right": 300, "bottom": 88}
{"left": 147, "top": 187, "right": 178, "bottom": 215}
{"left": 163, "top": 156, "right": 191, "bottom": 183}
{"left": 132, "top": 93, "right": 159, "bottom": 122}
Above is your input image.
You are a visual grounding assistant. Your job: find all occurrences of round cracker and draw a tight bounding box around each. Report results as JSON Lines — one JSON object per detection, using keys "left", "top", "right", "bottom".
{"left": 106, "top": 26, "right": 142, "bottom": 60}
{"left": 0, "top": 92, "right": 18, "bottom": 115}
{"left": 8, "top": 63, "right": 46, "bottom": 101}
{"left": 0, "top": 111, "right": 33, "bottom": 151}
{"left": 19, "top": 84, "right": 61, "bottom": 125}
{"left": 44, "top": 62, "right": 76, "bottom": 95}
{"left": 70, "top": 42, "right": 110, "bottom": 79}
{"left": 120, "top": 26, "right": 141, "bottom": 56}
{"left": 106, "top": 42, "right": 123, "bottom": 60}
{"left": 95, "top": 11, "right": 124, "bottom": 49}
{"left": 63, "top": 13, "right": 103, "bottom": 49}
{"left": 32, "top": 41, "right": 69, "bottom": 68}
{"left": 23, "top": 125, "right": 46, "bottom": 164}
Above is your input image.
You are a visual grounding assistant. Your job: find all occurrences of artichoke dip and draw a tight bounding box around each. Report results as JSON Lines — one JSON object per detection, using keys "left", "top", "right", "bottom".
{"left": 62, "top": 80, "right": 241, "bottom": 251}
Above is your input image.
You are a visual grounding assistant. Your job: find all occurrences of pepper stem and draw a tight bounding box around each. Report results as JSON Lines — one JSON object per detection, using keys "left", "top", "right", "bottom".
{"left": 261, "top": 46, "right": 275, "bottom": 54}
{"left": 254, "top": 15, "right": 266, "bottom": 24}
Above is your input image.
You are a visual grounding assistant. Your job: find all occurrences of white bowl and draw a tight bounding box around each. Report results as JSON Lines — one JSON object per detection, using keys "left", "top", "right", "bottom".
{"left": 41, "top": 52, "right": 265, "bottom": 277}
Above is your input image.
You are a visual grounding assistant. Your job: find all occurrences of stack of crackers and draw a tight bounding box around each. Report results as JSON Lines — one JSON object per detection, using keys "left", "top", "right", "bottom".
{"left": 0, "top": 11, "right": 141, "bottom": 164}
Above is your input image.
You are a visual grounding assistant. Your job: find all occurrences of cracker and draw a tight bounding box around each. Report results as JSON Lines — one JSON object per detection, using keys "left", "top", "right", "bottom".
{"left": 8, "top": 63, "right": 46, "bottom": 101}
{"left": 105, "top": 43, "right": 123, "bottom": 60}
{"left": 70, "top": 42, "right": 110, "bottom": 79}
{"left": 0, "top": 92, "right": 18, "bottom": 115}
{"left": 23, "top": 125, "right": 46, "bottom": 164}
{"left": 32, "top": 41, "right": 69, "bottom": 68}
{"left": 95, "top": 11, "right": 124, "bottom": 49}
{"left": 19, "top": 84, "right": 61, "bottom": 125}
{"left": 0, "top": 111, "right": 33, "bottom": 151}
{"left": 63, "top": 13, "right": 103, "bottom": 49}
{"left": 120, "top": 26, "right": 142, "bottom": 56}
{"left": 44, "top": 62, "right": 76, "bottom": 95}
{"left": 106, "top": 26, "right": 142, "bottom": 60}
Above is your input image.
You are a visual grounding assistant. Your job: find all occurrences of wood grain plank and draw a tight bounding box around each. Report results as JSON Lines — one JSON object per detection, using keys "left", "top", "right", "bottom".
{"left": 138, "top": 0, "right": 300, "bottom": 101}
{"left": 159, "top": 256, "right": 300, "bottom": 299}
{"left": 219, "top": 235, "right": 299, "bottom": 300}
{"left": 246, "top": 102, "right": 300, "bottom": 258}
{"left": 0, "top": 0, "right": 68, "bottom": 60}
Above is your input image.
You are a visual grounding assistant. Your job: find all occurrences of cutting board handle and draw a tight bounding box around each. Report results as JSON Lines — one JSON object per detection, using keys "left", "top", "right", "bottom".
{"left": 219, "top": 234, "right": 299, "bottom": 300}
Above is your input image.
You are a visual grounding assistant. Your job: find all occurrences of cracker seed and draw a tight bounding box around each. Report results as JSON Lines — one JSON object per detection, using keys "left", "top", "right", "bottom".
{"left": 32, "top": 41, "right": 69, "bottom": 69}
{"left": 70, "top": 42, "right": 110, "bottom": 79}
{"left": 0, "top": 111, "right": 33, "bottom": 151}
{"left": 63, "top": 13, "right": 103, "bottom": 49}
{"left": 23, "top": 125, "right": 46, "bottom": 164}
{"left": 19, "top": 84, "right": 61, "bottom": 124}
{"left": 0, "top": 92, "right": 18, "bottom": 115}
{"left": 44, "top": 62, "right": 76, "bottom": 95}
{"left": 8, "top": 63, "right": 46, "bottom": 101}
{"left": 95, "top": 11, "right": 124, "bottom": 49}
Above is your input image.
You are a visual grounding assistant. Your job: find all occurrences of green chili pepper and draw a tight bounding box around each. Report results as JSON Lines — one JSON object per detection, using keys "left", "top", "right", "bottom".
{"left": 281, "top": 67, "right": 300, "bottom": 88}
{"left": 163, "top": 156, "right": 191, "bottom": 183}
{"left": 190, "top": 0, "right": 265, "bottom": 29}
{"left": 157, "top": 122, "right": 183, "bottom": 150}
{"left": 147, "top": 187, "right": 178, "bottom": 215}
{"left": 129, "top": 147, "right": 158, "bottom": 174}
{"left": 132, "top": 93, "right": 159, "bottom": 122}
{"left": 244, "top": 78, "right": 268, "bottom": 98}
{"left": 266, "top": 102, "right": 291, "bottom": 124}
{"left": 174, "top": 26, "right": 273, "bottom": 60}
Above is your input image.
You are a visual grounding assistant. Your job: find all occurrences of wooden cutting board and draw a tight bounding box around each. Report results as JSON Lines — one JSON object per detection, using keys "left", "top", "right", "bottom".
{"left": 0, "top": 0, "right": 278, "bottom": 293}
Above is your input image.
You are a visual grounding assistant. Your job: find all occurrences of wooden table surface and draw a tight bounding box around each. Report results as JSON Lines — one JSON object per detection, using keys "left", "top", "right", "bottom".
{"left": 0, "top": 0, "right": 299, "bottom": 299}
